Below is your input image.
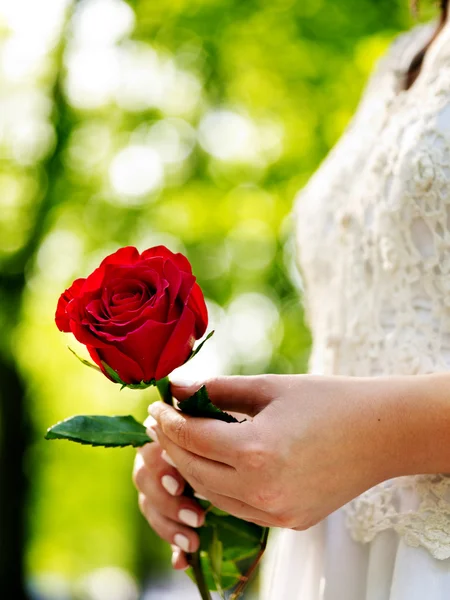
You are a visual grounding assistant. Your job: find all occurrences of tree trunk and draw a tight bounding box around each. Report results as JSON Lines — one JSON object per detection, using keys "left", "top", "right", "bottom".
{"left": 0, "top": 351, "right": 29, "bottom": 598}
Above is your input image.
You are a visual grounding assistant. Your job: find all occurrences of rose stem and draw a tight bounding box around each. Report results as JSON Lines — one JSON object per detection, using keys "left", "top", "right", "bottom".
{"left": 186, "top": 550, "right": 213, "bottom": 600}
{"left": 155, "top": 377, "right": 213, "bottom": 600}
{"left": 229, "top": 527, "right": 270, "bottom": 600}
{"left": 155, "top": 376, "right": 173, "bottom": 406}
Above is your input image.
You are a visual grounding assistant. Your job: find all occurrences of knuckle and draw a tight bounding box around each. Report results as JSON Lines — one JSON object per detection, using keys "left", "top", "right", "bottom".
{"left": 185, "top": 457, "right": 204, "bottom": 487}
{"left": 242, "top": 442, "right": 269, "bottom": 471}
{"left": 173, "top": 417, "right": 191, "bottom": 449}
{"left": 247, "top": 486, "right": 283, "bottom": 512}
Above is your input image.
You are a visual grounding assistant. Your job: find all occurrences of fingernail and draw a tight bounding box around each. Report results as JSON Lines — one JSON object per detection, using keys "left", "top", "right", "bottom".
{"left": 144, "top": 416, "right": 158, "bottom": 429}
{"left": 144, "top": 416, "right": 159, "bottom": 442}
{"left": 170, "top": 376, "right": 198, "bottom": 387}
{"left": 179, "top": 509, "right": 200, "bottom": 528}
{"left": 193, "top": 492, "right": 208, "bottom": 501}
{"left": 148, "top": 403, "right": 161, "bottom": 417}
{"left": 174, "top": 533, "right": 190, "bottom": 552}
{"left": 171, "top": 547, "right": 180, "bottom": 568}
{"left": 161, "top": 450, "right": 177, "bottom": 468}
{"left": 171, "top": 547, "right": 188, "bottom": 570}
{"left": 146, "top": 427, "right": 159, "bottom": 443}
{"left": 161, "top": 475, "right": 179, "bottom": 496}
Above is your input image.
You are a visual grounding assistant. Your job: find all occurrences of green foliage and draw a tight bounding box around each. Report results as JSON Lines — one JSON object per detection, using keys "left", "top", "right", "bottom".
{"left": 45, "top": 415, "right": 153, "bottom": 447}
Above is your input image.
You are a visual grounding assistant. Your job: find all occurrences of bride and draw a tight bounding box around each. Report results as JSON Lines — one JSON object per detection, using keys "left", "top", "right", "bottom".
{"left": 133, "top": 2, "right": 450, "bottom": 598}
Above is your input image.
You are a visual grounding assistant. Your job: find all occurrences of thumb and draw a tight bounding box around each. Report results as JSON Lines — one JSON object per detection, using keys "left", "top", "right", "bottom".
{"left": 169, "top": 375, "right": 274, "bottom": 417}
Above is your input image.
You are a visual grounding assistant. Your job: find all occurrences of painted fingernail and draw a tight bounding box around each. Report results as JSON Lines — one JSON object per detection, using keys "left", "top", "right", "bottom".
{"left": 193, "top": 492, "right": 208, "bottom": 501}
{"left": 146, "top": 427, "right": 159, "bottom": 443}
{"left": 170, "top": 376, "right": 198, "bottom": 387}
{"left": 148, "top": 403, "right": 160, "bottom": 417}
{"left": 144, "top": 416, "right": 158, "bottom": 429}
{"left": 174, "top": 533, "right": 190, "bottom": 552}
{"left": 171, "top": 547, "right": 180, "bottom": 568}
{"left": 161, "top": 450, "right": 177, "bottom": 468}
{"left": 179, "top": 509, "right": 200, "bottom": 528}
{"left": 161, "top": 475, "right": 179, "bottom": 496}
{"left": 171, "top": 547, "right": 188, "bottom": 570}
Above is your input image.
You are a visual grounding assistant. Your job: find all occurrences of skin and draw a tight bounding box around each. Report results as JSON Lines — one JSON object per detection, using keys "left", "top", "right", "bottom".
{"left": 133, "top": 372, "right": 450, "bottom": 569}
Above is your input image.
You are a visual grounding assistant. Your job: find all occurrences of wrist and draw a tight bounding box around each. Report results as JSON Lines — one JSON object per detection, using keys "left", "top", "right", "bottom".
{"left": 367, "top": 373, "right": 450, "bottom": 479}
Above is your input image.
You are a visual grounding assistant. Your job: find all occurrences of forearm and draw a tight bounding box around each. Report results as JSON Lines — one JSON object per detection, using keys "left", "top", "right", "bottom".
{"left": 373, "top": 372, "right": 450, "bottom": 478}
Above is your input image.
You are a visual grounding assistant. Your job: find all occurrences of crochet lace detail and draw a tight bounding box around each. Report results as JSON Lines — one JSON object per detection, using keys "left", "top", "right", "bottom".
{"left": 294, "top": 20, "right": 450, "bottom": 560}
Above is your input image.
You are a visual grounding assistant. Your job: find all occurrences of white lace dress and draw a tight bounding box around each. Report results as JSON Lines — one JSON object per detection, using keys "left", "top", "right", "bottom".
{"left": 261, "top": 20, "right": 450, "bottom": 600}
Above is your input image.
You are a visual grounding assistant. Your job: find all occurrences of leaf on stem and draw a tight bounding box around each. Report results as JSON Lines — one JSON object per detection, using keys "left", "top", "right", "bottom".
{"left": 178, "top": 385, "right": 244, "bottom": 423}
{"left": 45, "top": 415, "right": 153, "bottom": 447}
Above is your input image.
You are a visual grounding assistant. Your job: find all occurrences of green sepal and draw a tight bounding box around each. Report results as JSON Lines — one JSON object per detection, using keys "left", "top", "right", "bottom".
{"left": 68, "top": 347, "right": 102, "bottom": 372}
{"left": 178, "top": 385, "right": 244, "bottom": 423}
{"left": 45, "top": 415, "right": 153, "bottom": 447}
{"left": 101, "top": 361, "right": 156, "bottom": 390}
{"left": 185, "top": 330, "right": 215, "bottom": 363}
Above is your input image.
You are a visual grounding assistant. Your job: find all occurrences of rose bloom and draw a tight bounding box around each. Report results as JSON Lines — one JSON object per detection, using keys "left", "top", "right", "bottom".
{"left": 55, "top": 246, "right": 208, "bottom": 384}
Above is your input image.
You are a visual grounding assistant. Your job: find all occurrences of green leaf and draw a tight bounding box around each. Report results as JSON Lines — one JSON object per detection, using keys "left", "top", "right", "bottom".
{"left": 178, "top": 385, "right": 243, "bottom": 423}
{"left": 45, "top": 415, "right": 153, "bottom": 447}
{"left": 186, "top": 555, "right": 241, "bottom": 592}
{"left": 204, "top": 512, "right": 263, "bottom": 562}
{"left": 185, "top": 330, "right": 215, "bottom": 363}
{"left": 68, "top": 347, "right": 102, "bottom": 372}
{"left": 209, "top": 528, "right": 224, "bottom": 598}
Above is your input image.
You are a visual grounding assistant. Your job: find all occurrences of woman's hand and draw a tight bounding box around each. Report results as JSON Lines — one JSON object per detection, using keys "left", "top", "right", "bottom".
{"left": 132, "top": 427, "right": 206, "bottom": 570}
{"left": 147, "top": 374, "right": 408, "bottom": 530}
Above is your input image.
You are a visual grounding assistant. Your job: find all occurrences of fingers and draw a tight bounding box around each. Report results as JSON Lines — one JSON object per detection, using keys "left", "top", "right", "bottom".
{"left": 136, "top": 443, "right": 185, "bottom": 496}
{"left": 170, "top": 375, "right": 274, "bottom": 416}
{"left": 190, "top": 487, "right": 273, "bottom": 527}
{"left": 138, "top": 494, "right": 200, "bottom": 553}
{"left": 134, "top": 449, "right": 205, "bottom": 527}
{"left": 149, "top": 425, "right": 244, "bottom": 500}
{"left": 148, "top": 403, "right": 252, "bottom": 466}
{"left": 171, "top": 545, "right": 189, "bottom": 570}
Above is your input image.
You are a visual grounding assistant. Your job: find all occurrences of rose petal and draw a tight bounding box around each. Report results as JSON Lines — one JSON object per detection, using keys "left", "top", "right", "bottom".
{"left": 155, "top": 307, "right": 196, "bottom": 380}
{"left": 99, "top": 246, "right": 140, "bottom": 268}
{"left": 187, "top": 282, "right": 208, "bottom": 338}
{"left": 117, "top": 319, "right": 176, "bottom": 381}
{"left": 55, "top": 278, "right": 85, "bottom": 332}
{"left": 87, "top": 345, "right": 145, "bottom": 384}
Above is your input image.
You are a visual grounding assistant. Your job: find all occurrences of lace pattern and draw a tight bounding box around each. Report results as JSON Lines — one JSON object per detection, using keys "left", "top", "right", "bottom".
{"left": 294, "top": 21, "right": 450, "bottom": 560}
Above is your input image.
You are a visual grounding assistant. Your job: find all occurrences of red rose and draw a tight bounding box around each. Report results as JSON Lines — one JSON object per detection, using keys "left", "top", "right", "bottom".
{"left": 55, "top": 246, "right": 208, "bottom": 384}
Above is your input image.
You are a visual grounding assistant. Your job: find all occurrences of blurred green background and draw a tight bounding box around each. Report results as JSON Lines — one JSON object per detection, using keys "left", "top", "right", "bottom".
{"left": 0, "top": 0, "right": 437, "bottom": 598}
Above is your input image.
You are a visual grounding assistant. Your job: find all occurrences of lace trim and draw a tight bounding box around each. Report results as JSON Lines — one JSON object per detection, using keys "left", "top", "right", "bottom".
{"left": 294, "top": 21, "right": 450, "bottom": 561}
{"left": 344, "top": 475, "right": 450, "bottom": 560}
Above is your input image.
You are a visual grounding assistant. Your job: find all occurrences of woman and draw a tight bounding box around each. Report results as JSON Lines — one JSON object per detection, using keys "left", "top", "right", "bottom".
{"left": 133, "top": 2, "right": 450, "bottom": 598}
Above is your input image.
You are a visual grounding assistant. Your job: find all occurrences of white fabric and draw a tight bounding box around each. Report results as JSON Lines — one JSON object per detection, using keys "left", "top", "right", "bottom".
{"left": 261, "top": 19, "right": 450, "bottom": 599}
